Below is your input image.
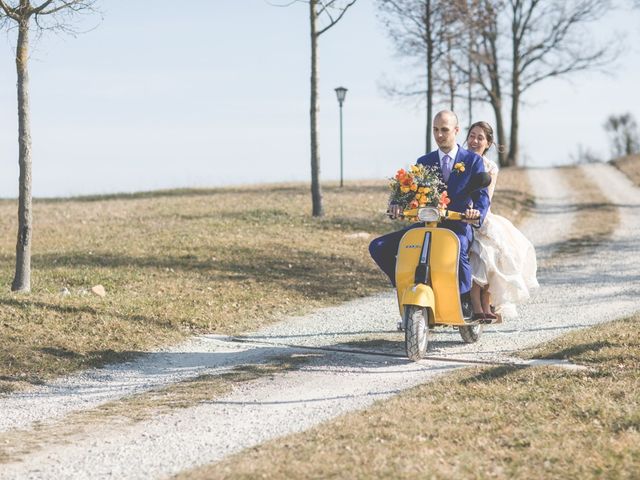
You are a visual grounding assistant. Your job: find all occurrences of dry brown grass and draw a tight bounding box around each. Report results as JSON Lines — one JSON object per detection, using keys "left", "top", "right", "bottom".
{"left": 0, "top": 172, "right": 531, "bottom": 393}
{"left": 178, "top": 315, "right": 640, "bottom": 480}
{"left": 612, "top": 155, "right": 640, "bottom": 187}
{"left": 552, "top": 166, "right": 619, "bottom": 258}
{"left": 490, "top": 166, "right": 535, "bottom": 222}
{"left": 0, "top": 182, "right": 390, "bottom": 392}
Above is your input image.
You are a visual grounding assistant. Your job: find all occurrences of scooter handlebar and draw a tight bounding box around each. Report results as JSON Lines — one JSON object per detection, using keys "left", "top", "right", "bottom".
{"left": 399, "top": 208, "right": 480, "bottom": 226}
{"left": 446, "top": 210, "right": 481, "bottom": 227}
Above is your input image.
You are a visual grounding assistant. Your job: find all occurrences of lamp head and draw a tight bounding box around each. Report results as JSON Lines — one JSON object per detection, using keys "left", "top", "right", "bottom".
{"left": 334, "top": 86, "right": 348, "bottom": 105}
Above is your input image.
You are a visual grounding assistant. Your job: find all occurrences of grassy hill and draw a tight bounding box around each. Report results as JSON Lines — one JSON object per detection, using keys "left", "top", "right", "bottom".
{"left": 0, "top": 172, "right": 532, "bottom": 393}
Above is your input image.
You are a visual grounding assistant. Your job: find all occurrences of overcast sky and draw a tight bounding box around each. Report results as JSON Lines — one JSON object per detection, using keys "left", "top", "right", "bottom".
{"left": 1, "top": 0, "right": 639, "bottom": 198}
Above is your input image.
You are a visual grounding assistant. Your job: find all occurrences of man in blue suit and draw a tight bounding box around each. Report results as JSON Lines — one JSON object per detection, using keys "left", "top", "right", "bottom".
{"left": 369, "top": 110, "right": 490, "bottom": 319}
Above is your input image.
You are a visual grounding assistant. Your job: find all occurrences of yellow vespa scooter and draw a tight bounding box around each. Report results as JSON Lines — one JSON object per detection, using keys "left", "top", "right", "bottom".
{"left": 396, "top": 173, "right": 492, "bottom": 361}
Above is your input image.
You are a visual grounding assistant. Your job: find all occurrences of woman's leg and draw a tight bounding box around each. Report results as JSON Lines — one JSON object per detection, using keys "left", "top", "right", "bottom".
{"left": 470, "top": 281, "right": 484, "bottom": 314}
{"left": 480, "top": 285, "right": 495, "bottom": 317}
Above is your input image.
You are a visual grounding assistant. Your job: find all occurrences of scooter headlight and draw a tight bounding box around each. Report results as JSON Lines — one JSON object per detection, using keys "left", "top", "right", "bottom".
{"left": 417, "top": 207, "right": 440, "bottom": 222}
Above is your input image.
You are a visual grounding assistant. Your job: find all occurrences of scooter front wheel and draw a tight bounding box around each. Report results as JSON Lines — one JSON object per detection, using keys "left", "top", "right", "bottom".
{"left": 404, "top": 306, "right": 429, "bottom": 361}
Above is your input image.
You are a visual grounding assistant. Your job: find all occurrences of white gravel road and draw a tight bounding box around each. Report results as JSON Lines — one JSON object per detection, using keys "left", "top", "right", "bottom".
{"left": 1, "top": 164, "right": 638, "bottom": 480}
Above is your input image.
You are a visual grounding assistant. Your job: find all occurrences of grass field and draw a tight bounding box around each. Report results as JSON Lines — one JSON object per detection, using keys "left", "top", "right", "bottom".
{"left": 612, "top": 154, "right": 640, "bottom": 187}
{"left": 0, "top": 170, "right": 531, "bottom": 393}
{"left": 180, "top": 314, "right": 640, "bottom": 480}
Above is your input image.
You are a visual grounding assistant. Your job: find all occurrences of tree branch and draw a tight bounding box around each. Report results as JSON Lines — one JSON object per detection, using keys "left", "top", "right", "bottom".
{"left": 317, "top": 0, "right": 356, "bottom": 36}
{"left": 0, "top": 0, "right": 19, "bottom": 21}
{"left": 37, "top": 0, "right": 97, "bottom": 16}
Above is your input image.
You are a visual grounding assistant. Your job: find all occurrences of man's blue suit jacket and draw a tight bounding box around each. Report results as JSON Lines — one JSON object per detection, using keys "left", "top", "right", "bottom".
{"left": 416, "top": 145, "right": 490, "bottom": 234}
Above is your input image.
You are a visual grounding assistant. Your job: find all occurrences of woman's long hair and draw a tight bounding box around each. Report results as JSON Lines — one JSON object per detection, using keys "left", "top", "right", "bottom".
{"left": 466, "top": 121, "right": 495, "bottom": 156}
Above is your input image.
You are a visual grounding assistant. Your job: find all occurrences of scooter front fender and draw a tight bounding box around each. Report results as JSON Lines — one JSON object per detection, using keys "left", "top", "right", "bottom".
{"left": 400, "top": 283, "right": 435, "bottom": 314}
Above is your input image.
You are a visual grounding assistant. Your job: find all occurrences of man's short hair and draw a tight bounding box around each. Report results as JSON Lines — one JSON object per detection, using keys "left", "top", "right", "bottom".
{"left": 435, "top": 110, "right": 459, "bottom": 127}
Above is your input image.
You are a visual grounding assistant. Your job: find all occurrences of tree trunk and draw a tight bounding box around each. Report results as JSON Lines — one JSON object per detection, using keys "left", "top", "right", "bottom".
{"left": 508, "top": 44, "right": 520, "bottom": 167}
{"left": 508, "top": 91, "right": 519, "bottom": 166}
{"left": 425, "top": 0, "right": 432, "bottom": 153}
{"left": 446, "top": 35, "right": 454, "bottom": 111}
{"left": 488, "top": 62, "right": 507, "bottom": 166}
{"left": 493, "top": 99, "right": 507, "bottom": 167}
{"left": 507, "top": 4, "right": 520, "bottom": 167}
{"left": 12, "top": 18, "right": 32, "bottom": 293}
{"left": 309, "top": 0, "right": 323, "bottom": 217}
{"left": 467, "top": 45, "right": 472, "bottom": 130}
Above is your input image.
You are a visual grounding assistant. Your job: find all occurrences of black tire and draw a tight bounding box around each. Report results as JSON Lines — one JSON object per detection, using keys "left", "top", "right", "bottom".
{"left": 404, "top": 306, "right": 429, "bottom": 361}
{"left": 459, "top": 324, "right": 484, "bottom": 343}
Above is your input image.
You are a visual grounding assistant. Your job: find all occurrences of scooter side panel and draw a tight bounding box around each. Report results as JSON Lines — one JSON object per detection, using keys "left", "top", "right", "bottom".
{"left": 396, "top": 227, "right": 464, "bottom": 325}
{"left": 395, "top": 228, "right": 428, "bottom": 317}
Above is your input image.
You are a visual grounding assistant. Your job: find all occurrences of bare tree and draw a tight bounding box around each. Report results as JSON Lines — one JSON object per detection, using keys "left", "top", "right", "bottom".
{"left": 377, "top": 0, "right": 448, "bottom": 153}
{"left": 439, "top": 27, "right": 464, "bottom": 112}
{"left": 378, "top": 0, "right": 616, "bottom": 167}
{"left": 450, "top": 0, "right": 509, "bottom": 165}
{"left": 307, "top": 0, "right": 357, "bottom": 217}
{"left": 506, "top": 0, "right": 615, "bottom": 166}
{"left": 0, "top": 0, "right": 99, "bottom": 292}
{"left": 604, "top": 113, "right": 640, "bottom": 158}
{"left": 272, "top": 0, "right": 356, "bottom": 217}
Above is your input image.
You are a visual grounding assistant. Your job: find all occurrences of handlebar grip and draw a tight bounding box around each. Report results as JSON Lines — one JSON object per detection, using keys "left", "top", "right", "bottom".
{"left": 446, "top": 210, "right": 481, "bottom": 227}
{"left": 445, "top": 211, "right": 465, "bottom": 221}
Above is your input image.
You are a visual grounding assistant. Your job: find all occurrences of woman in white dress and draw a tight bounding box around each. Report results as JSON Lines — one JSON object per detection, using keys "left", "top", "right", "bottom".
{"left": 466, "top": 121, "right": 539, "bottom": 321}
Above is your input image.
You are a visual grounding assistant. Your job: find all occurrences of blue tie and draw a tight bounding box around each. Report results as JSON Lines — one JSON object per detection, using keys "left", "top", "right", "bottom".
{"left": 442, "top": 155, "right": 452, "bottom": 182}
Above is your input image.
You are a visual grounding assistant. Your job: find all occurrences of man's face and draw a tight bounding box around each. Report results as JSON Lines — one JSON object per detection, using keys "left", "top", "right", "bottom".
{"left": 433, "top": 114, "right": 459, "bottom": 152}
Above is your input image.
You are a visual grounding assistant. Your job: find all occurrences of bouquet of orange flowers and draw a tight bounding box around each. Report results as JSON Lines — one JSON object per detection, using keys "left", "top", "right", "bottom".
{"left": 389, "top": 164, "right": 450, "bottom": 213}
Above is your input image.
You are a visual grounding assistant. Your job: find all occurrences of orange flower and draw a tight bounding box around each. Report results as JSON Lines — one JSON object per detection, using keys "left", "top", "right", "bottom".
{"left": 410, "top": 183, "right": 418, "bottom": 191}
{"left": 409, "top": 199, "right": 419, "bottom": 209}
{"left": 439, "top": 191, "right": 451, "bottom": 207}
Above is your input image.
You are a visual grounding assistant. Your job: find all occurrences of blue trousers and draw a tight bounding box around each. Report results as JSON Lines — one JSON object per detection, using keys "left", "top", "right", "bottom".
{"left": 369, "top": 223, "right": 473, "bottom": 294}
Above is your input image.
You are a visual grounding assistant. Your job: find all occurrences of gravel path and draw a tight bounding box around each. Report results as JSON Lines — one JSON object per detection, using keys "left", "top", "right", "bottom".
{"left": 1, "top": 164, "right": 638, "bottom": 479}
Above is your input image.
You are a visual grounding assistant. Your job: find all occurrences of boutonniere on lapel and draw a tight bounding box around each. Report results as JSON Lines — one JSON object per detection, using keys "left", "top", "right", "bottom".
{"left": 453, "top": 162, "right": 466, "bottom": 174}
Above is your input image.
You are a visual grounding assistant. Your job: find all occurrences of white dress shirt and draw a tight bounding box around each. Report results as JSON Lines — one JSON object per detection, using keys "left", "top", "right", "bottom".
{"left": 438, "top": 144, "right": 459, "bottom": 169}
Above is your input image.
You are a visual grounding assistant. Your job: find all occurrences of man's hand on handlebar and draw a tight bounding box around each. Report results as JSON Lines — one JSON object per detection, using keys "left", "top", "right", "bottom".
{"left": 463, "top": 208, "right": 481, "bottom": 224}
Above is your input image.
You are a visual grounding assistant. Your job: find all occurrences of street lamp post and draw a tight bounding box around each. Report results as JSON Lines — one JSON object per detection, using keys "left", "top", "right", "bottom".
{"left": 334, "top": 86, "right": 348, "bottom": 188}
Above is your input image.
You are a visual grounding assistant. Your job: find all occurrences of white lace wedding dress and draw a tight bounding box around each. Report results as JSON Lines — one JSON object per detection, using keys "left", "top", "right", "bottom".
{"left": 470, "top": 157, "right": 539, "bottom": 317}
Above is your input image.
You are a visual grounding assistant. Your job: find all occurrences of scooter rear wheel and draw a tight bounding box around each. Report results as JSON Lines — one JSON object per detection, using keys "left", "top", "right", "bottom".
{"left": 404, "top": 306, "right": 429, "bottom": 361}
{"left": 459, "top": 324, "right": 484, "bottom": 343}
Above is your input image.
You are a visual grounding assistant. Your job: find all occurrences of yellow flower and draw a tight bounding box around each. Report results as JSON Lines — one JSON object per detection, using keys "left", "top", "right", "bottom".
{"left": 454, "top": 162, "right": 465, "bottom": 172}
{"left": 410, "top": 165, "right": 420, "bottom": 173}
{"left": 410, "top": 183, "right": 418, "bottom": 191}
{"left": 423, "top": 187, "right": 431, "bottom": 194}
{"left": 400, "top": 186, "right": 410, "bottom": 193}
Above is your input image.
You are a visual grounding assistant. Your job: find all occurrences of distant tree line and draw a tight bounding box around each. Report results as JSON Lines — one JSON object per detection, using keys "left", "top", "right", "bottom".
{"left": 376, "top": 0, "right": 618, "bottom": 167}
{"left": 605, "top": 113, "right": 640, "bottom": 159}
